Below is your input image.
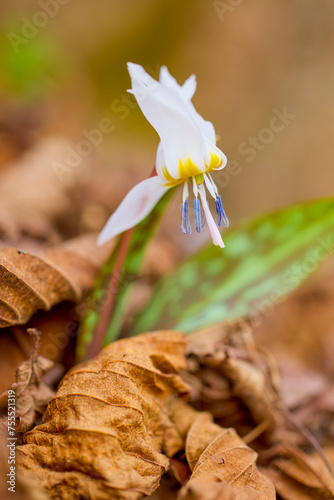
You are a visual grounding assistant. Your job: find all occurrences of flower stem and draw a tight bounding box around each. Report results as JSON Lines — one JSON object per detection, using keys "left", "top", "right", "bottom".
{"left": 84, "top": 168, "right": 158, "bottom": 361}
{"left": 84, "top": 227, "right": 134, "bottom": 360}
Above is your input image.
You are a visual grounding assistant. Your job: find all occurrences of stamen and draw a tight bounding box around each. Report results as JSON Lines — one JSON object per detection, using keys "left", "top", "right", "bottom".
{"left": 208, "top": 173, "right": 218, "bottom": 196}
{"left": 192, "top": 177, "right": 198, "bottom": 198}
{"left": 182, "top": 180, "right": 189, "bottom": 203}
{"left": 215, "top": 195, "right": 229, "bottom": 228}
{"left": 181, "top": 182, "right": 192, "bottom": 234}
{"left": 180, "top": 203, "right": 186, "bottom": 234}
{"left": 215, "top": 197, "right": 222, "bottom": 227}
{"left": 194, "top": 198, "right": 201, "bottom": 233}
{"left": 184, "top": 199, "right": 191, "bottom": 235}
{"left": 201, "top": 206, "right": 206, "bottom": 228}
{"left": 181, "top": 200, "right": 191, "bottom": 234}
{"left": 204, "top": 173, "right": 216, "bottom": 199}
{"left": 180, "top": 199, "right": 192, "bottom": 234}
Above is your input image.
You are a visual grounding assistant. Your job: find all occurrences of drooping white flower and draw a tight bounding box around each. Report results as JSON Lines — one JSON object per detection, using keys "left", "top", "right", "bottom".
{"left": 98, "top": 63, "right": 229, "bottom": 248}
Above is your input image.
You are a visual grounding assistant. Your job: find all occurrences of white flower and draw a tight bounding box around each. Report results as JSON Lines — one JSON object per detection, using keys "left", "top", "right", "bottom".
{"left": 98, "top": 63, "right": 229, "bottom": 248}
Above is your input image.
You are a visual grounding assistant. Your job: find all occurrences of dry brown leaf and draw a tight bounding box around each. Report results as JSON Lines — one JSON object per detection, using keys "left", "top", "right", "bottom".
{"left": 0, "top": 233, "right": 112, "bottom": 328}
{"left": 181, "top": 411, "right": 275, "bottom": 499}
{"left": 147, "top": 473, "right": 182, "bottom": 500}
{"left": 0, "top": 303, "right": 73, "bottom": 394}
{"left": 178, "top": 477, "right": 259, "bottom": 500}
{"left": 277, "top": 362, "right": 334, "bottom": 444}
{"left": 0, "top": 421, "right": 48, "bottom": 500}
{"left": 166, "top": 398, "right": 199, "bottom": 447}
{"left": 165, "top": 400, "right": 275, "bottom": 499}
{"left": 0, "top": 138, "right": 88, "bottom": 245}
{"left": 219, "top": 355, "right": 282, "bottom": 431}
{"left": 0, "top": 329, "right": 55, "bottom": 433}
{"left": 263, "top": 443, "right": 334, "bottom": 499}
{"left": 185, "top": 412, "right": 222, "bottom": 472}
{"left": 170, "top": 458, "right": 192, "bottom": 485}
{"left": 17, "top": 331, "right": 190, "bottom": 500}
{"left": 186, "top": 322, "right": 294, "bottom": 442}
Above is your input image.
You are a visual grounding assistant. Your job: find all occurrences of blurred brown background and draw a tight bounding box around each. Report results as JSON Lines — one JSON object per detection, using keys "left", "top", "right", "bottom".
{"left": 0, "top": 0, "right": 333, "bottom": 252}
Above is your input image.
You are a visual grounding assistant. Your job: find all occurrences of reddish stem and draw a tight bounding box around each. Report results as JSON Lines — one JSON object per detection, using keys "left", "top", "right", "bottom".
{"left": 84, "top": 167, "right": 158, "bottom": 360}
{"left": 85, "top": 228, "right": 134, "bottom": 360}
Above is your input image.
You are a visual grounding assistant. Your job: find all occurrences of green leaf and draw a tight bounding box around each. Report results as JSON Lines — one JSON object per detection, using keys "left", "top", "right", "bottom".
{"left": 130, "top": 198, "right": 334, "bottom": 335}
{"left": 102, "top": 187, "right": 175, "bottom": 345}
{"left": 76, "top": 187, "right": 175, "bottom": 361}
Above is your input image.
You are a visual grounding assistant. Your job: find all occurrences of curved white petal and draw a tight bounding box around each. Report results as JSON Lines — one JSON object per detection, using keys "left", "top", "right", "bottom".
{"left": 158, "top": 65, "right": 215, "bottom": 145}
{"left": 156, "top": 141, "right": 165, "bottom": 178}
{"left": 97, "top": 176, "right": 169, "bottom": 245}
{"left": 181, "top": 74, "right": 197, "bottom": 100}
{"left": 128, "top": 63, "right": 208, "bottom": 179}
{"left": 159, "top": 66, "right": 196, "bottom": 101}
{"left": 159, "top": 65, "right": 179, "bottom": 90}
{"left": 188, "top": 107, "right": 216, "bottom": 145}
{"left": 205, "top": 139, "right": 228, "bottom": 171}
{"left": 128, "top": 63, "right": 186, "bottom": 114}
{"left": 127, "top": 63, "right": 226, "bottom": 183}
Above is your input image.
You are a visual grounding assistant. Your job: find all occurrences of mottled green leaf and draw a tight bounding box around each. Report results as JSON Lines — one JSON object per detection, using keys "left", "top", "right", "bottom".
{"left": 130, "top": 198, "right": 334, "bottom": 334}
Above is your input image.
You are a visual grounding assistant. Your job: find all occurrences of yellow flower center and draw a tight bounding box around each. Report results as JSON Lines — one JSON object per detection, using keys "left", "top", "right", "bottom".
{"left": 162, "top": 151, "right": 222, "bottom": 187}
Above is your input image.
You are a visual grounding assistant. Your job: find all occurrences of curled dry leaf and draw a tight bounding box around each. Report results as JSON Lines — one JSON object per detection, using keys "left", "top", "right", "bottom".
{"left": 218, "top": 354, "right": 281, "bottom": 432}
{"left": 185, "top": 412, "right": 222, "bottom": 472}
{"left": 263, "top": 443, "right": 334, "bottom": 499}
{"left": 0, "top": 329, "right": 55, "bottom": 434}
{"left": 17, "top": 331, "right": 190, "bottom": 500}
{"left": 178, "top": 477, "right": 259, "bottom": 500}
{"left": 0, "top": 303, "right": 73, "bottom": 394}
{"left": 186, "top": 322, "right": 292, "bottom": 442}
{"left": 178, "top": 410, "right": 275, "bottom": 499}
{"left": 0, "top": 233, "right": 113, "bottom": 328}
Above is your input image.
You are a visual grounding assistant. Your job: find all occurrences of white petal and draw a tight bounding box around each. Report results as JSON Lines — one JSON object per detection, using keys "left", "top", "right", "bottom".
{"left": 159, "top": 66, "right": 196, "bottom": 101}
{"left": 158, "top": 65, "right": 215, "bottom": 145}
{"left": 128, "top": 63, "right": 183, "bottom": 113}
{"left": 156, "top": 141, "right": 165, "bottom": 177}
{"left": 192, "top": 177, "right": 198, "bottom": 198}
{"left": 199, "top": 190, "right": 225, "bottom": 248}
{"left": 97, "top": 176, "right": 169, "bottom": 245}
{"left": 182, "top": 180, "right": 189, "bottom": 202}
{"left": 208, "top": 142, "right": 227, "bottom": 171}
{"left": 159, "top": 65, "right": 178, "bottom": 89}
{"left": 128, "top": 64, "right": 207, "bottom": 179}
{"left": 204, "top": 173, "right": 217, "bottom": 199}
{"left": 184, "top": 102, "right": 216, "bottom": 146}
{"left": 128, "top": 63, "right": 226, "bottom": 180}
{"left": 127, "top": 63, "right": 160, "bottom": 95}
{"left": 181, "top": 74, "right": 197, "bottom": 100}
